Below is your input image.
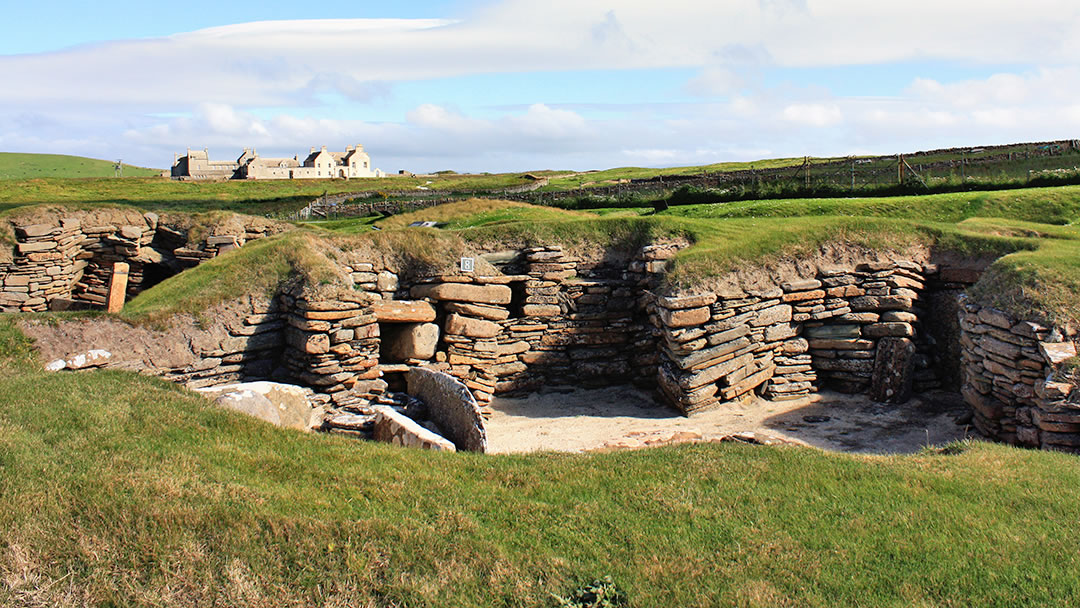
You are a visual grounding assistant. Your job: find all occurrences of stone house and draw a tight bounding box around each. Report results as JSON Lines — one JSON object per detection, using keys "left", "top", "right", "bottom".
{"left": 172, "top": 145, "right": 384, "bottom": 180}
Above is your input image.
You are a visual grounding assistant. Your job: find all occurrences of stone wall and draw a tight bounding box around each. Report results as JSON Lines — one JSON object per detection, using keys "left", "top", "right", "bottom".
{"left": 1, "top": 210, "right": 280, "bottom": 312}
{"left": 280, "top": 287, "right": 385, "bottom": 408}
{"left": 652, "top": 261, "right": 977, "bottom": 415}
{"left": 958, "top": 297, "right": 1080, "bottom": 452}
{"left": 31, "top": 219, "right": 1080, "bottom": 455}
{"left": 23, "top": 294, "right": 287, "bottom": 389}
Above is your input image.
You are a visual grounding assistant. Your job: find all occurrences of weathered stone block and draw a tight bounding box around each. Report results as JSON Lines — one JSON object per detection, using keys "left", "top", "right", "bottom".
{"left": 373, "top": 407, "right": 456, "bottom": 452}
{"left": 411, "top": 283, "right": 512, "bottom": 305}
{"left": 781, "top": 278, "right": 822, "bottom": 292}
{"left": 863, "top": 322, "right": 914, "bottom": 338}
{"left": 781, "top": 289, "right": 826, "bottom": 303}
{"left": 522, "top": 304, "right": 561, "bottom": 317}
{"left": 384, "top": 323, "right": 440, "bottom": 361}
{"left": 407, "top": 367, "right": 486, "bottom": 452}
{"left": 1039, "top": 341, "right": 1077, "bottom": 366}
{"left": 870, "top": 337, "right": 916, "bottom": 403}
{"left": 750, "top": 304, "right": 792, "bottom": 327}
{"left": 445, "top": 301, "right": 510, "bottom": 321}
{"left": 445, "top": 313, "right": 500, "bottom": 338}
{"left": 657, "top": 292, "right": 717, "bottom": 310}
{"left": 804, "top": 324, "right": 860, "bottom": 339}
{"left": 376, "top": 271, "right": 399, "bottom": 292}
{"left": 659, "top": 305, "right": 710, "bottom": 328}
{"left": 373, "top": 300, "right": 437, "bottom": 323}
{"left": 977, "top": 307, "right": 1013, "bottom": 330}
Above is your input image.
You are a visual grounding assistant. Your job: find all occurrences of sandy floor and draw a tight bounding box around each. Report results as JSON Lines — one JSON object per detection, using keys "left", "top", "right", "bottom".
{"left": 485, "top": 385, "right": 974, "bottom": 454}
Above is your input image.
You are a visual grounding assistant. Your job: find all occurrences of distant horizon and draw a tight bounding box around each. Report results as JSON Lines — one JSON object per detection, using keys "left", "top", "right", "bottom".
{"left": 3, "top": 2, "right": 1080, "bottom": 173}
{"left": 6, "top": 134, "right": 1080, "bottom": 178}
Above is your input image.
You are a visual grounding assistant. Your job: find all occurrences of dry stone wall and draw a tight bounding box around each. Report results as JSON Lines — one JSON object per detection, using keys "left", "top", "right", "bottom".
{"left": 959, "top": 297, "right": 1080, "bottom": 452}
{"left": 21, "top": 213, "right": 1080, "bottom": 456}
{"left": 1, "top": 210, "right": 280, "bottom": 312}
{"left": 652, "top": 261, "right": 977, "bottom": 415}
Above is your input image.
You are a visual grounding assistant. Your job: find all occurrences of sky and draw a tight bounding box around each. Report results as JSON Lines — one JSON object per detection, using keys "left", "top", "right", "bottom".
{"left": 2, "top": 0, "right": 1080, "bottom": 173}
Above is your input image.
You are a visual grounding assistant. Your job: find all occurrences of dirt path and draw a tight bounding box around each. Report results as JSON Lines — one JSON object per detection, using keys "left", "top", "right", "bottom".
{"left": 485, "top": 385, "right": 973, "bottom": 454}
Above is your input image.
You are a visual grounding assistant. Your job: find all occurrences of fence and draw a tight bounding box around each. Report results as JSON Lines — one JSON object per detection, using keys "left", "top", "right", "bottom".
{"left": 281, "top": 140, "right": 1080, "bottom": 219}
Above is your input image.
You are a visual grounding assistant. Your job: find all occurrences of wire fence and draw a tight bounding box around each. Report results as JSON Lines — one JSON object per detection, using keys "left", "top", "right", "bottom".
{"left": 284, "top": 139, "right": 1080, "bottom": 219}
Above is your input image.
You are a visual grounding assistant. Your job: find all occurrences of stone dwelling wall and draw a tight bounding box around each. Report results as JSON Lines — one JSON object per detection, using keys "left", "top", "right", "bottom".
{"left": 650, "top": 261, "right": 980, "bottom": 414}
{"left": 0, "top": 211, "right": 280, "bottom": 313}
{"left": 958, "top": 297, "right": 1080, "bottom": 452}
{"left": 19, "top": 216, "right": 1080, "bottom": 455}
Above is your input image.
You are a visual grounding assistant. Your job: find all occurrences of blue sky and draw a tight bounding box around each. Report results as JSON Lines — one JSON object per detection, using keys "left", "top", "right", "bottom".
{"left": 2, "top": 1, "right": 1079, "bottom": 173}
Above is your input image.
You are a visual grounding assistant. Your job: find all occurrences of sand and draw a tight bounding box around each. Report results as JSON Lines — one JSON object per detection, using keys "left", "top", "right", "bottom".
{"left": 485, "top": 385, "right": 973, "bottom": 454}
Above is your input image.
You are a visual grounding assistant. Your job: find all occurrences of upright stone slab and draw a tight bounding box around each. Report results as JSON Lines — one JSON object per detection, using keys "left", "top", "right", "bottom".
{"left": 406, "top": 367, "right": 487, "bottom": 452}
{"left": 106, "top": 262, "right": 129, "bottom": 313}
{"left": 870, "top": 337, "right": 916, "bottom": 403}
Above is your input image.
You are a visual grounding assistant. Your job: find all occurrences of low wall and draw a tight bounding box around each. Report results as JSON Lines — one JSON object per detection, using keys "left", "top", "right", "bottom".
{"left": 958, "top": 297, "right": 1080, "bottom": 452}
{"left": 22, "top": 295, "right": 287, "bottom": 388}
{"left": 1, "top": 210, "right": 282, "bottom": 312}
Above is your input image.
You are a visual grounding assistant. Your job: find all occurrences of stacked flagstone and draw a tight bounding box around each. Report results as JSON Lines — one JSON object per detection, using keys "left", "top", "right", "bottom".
{"left": 1, "top": 210, "right": 280, "bottom": 312}
{"left": 959, "top": 297, "right": 1080, "bottom": 452}
{"left": 281, "top": 287, "right": 384, "bottom": 408}
{"left": 652, "top": 261, "right": 975, "bottom": 415}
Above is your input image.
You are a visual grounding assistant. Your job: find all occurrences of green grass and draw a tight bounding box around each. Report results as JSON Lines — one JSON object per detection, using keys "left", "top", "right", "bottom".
{"left": 0, "top": 173, "right": 535, "bottom": 217}
{"left": 543, "top": 157, "right": 809, "bottom": 190}
{"left": 280, "top": 189, "right": 1078, "bottom": 322}
{"left": 658, "top": 185, "right": 1080, "bottom": 225}
{"left": 121, "top": 232, "right": 341, "bottom": 324}
{"left": 2, "top": 316, "right": 1080, "bottom": 606}
{"left": 0, "top": 152, "right": 161, "bottom": 179}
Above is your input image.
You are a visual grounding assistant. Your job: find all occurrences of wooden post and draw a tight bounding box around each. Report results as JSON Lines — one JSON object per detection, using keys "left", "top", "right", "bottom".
{"left": 106, "top": 262, "right": 129, "bottom": 313}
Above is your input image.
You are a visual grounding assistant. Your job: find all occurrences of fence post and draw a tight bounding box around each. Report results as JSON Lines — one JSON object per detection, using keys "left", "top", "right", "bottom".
{"left": 851, "top": 157, "right": 855, "bottom": 192}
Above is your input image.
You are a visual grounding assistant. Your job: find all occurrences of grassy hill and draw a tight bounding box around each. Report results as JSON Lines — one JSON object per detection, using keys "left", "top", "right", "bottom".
{"left": 0, "top": 152, "right": 162, "bottom": 179}
{"left": 2, "top": 317, "right": 1080, "bottom": 606}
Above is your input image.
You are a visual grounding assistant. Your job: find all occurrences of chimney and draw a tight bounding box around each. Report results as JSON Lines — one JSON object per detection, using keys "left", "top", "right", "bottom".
{"left": 321, "top": 145, "right": 327, "bottom": 153}
{"left": 310, "top": 147, "right": 316, "bottom": 154}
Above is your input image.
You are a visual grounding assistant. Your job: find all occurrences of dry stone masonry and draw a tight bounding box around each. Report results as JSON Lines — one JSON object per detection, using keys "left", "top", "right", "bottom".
{"left": 959, "top": 297, "right": 1080, "bottom": 452}
{"left": 1, "top": 209, "right": 282, "bottom": 312}
{"left": 652, "top": 262, "right": 974, "bottom": 415}
{"left": 11, "top": 211, "right": 1080, "bottom": 454}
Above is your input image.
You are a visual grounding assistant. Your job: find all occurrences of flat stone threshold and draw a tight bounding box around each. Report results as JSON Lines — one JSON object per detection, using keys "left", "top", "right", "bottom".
{"left": 486, "top": 386, "right": 973, "bottom": 455}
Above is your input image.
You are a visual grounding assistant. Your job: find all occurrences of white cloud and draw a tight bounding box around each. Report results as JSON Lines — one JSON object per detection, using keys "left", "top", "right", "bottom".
{"left": 781, "top": 103, "right": 843, "bottom": 127}
{"left": 3, "top": 1, "right": 1080, "bottom": 172}
{"left": 4, "top": 2, "right": 1080, "bottom": 109}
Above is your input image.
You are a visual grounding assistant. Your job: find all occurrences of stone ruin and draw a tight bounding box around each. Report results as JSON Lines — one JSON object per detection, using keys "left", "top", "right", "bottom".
{"left": 0, "top": 209, "right": 284, "bottom": 313}
{"left": 7, "top": 210, "right": 1080, "bottom": 454}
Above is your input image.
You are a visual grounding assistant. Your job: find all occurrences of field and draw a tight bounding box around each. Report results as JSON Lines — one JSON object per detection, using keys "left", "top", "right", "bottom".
{"left": 0, "top": 153, "right": 162, "bottom": 179}
{"left": 3, "top": 317, "right": 1080, "bottom": 607}
{"left": 4, "top": 151, "right": 1080, "bottom": 605}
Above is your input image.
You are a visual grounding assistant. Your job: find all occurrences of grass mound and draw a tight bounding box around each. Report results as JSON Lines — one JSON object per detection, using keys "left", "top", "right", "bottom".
{"left": 0, "top": 153, "right": 162, "bottom": 180}
{"left": 1, "top": 316, "right": 1079, "bottom": 606}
